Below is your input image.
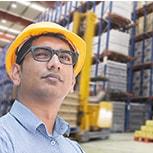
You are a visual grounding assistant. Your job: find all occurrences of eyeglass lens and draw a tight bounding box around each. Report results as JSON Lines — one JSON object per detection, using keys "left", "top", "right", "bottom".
{"left": 31, "top": 46, "right": 78, "bottom": 65}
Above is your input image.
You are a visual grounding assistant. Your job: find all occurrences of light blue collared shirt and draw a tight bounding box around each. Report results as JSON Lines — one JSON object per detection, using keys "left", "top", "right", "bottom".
{"left": 0, "top": 100, "right": 85, "bottom": 153}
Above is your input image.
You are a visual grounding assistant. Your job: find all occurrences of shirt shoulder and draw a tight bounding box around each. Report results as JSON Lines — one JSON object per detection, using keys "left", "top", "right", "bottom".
{"left": 0, "top": 113, "right": 15, "bottom": 152}
{"left": 65, "top": 138, "right": 85, "bottom": 153}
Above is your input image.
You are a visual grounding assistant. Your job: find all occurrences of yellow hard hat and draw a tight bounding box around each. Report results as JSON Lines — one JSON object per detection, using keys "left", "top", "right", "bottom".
{"left": 5, "top": 22, "right": 86, "bottom": 77}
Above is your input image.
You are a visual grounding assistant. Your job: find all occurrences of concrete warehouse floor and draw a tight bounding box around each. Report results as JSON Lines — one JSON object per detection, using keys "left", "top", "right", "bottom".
{"left": 80, "top": 133, "right": 153, "bottom": 153}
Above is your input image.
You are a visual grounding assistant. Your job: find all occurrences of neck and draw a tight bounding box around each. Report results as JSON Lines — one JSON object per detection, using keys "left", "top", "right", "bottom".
{"left": 18, "top": 96, "right": 62, "bottom": 134}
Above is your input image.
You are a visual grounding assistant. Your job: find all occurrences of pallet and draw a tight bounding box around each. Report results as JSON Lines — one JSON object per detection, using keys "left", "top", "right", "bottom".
{"left": 100, "top": 50, "right": 129, "bottom": 63}
{"left": 106, "top": 13, "right": 132, "bottom": 29}
{"left": 134, "top": 137, "right": 153, "bottom": 143}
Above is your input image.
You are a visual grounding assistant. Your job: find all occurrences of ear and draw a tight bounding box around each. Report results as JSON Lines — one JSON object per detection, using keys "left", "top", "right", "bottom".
{"left": 69, "top": 74, "right": 76, "bottom": 93}
{"left": 10, "top": 63, "right": 21, "bottom": 86}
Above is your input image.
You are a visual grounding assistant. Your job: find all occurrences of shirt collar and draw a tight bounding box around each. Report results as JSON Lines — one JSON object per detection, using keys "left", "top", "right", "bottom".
{"left": 54, "top": 115, "right": 70, "bottom": 136}
{"left": 9, "top": 100, "right": 70, "bottom": 136}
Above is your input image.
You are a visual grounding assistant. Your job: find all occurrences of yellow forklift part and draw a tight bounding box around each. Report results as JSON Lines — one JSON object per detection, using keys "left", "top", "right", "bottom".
{"left": 97, "top": 102, "right": 112, "bottom": 128}
{"left": 88, "top": 102, "right": 112, "bottom": 129}
{"left": 88, "top": 103, "right": 99, "bottom": 128}
{"left": 73, "top": 11, "right": 96, "bottom": 130}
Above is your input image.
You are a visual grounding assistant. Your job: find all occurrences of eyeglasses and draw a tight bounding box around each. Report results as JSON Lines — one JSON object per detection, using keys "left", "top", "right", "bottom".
{"left": 19, "top": 46, "right": 79, "bottom": 66}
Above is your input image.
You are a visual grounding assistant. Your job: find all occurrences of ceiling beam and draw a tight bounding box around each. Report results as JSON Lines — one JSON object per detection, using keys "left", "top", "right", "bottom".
{"left": 38, "top": 1, "right": 57, "bottom": 9}
{"left": 0, "top": 10, "right": 32, "bottom": 26}
{"left": 0, "top": 33, "right": 14, "bottom": 41}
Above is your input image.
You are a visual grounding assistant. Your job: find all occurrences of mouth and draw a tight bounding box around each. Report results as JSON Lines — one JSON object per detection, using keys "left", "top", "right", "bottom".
{"left": 42, "top": 73, "right": 64, "bottom": 83}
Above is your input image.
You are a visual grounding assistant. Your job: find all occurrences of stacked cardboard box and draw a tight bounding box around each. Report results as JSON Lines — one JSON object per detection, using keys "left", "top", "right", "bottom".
{"left": 132, "top": 71, "right": 141, "bottom": 96}
{"left": 58, "top": 92, "right": 79, "bottom": 128}
{"left": 136, "top": 12, "right": 153, "bottom": 35}
{"left": 133, "top": 69, "right": 153, "bottom": 97}
{"left": 134, "top": 38, "right": 152, "bottom": 65}
{"left": 142, "top": 69, "right": 153, "bottom": 97}
{"left": 134, "top": 120, "right": 153, "bottom": 142}
{"left": 133, "top": 37, "right": 153, "bottom": 97}
{"left": 134, "top": 41, "right": 143, "bottom": 65}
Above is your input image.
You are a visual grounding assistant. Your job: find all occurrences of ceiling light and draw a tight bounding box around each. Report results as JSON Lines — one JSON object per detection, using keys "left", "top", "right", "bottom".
{"left": 11, "top": 2, "right": 17, "bottom": 8}
{"left": 17, "top": 1, "right": 46, "bottom": 12}
{"left": 1, "top": 19, "right": 6, "bottom": 23}
{"left": 0, "top": 25, "right": 20, "bottom": 34}
{"left": 31, "top": 3, "right": 46, "bottom": 12}
{"left": 17, "top": 1, "right": 30, "bottom": 6}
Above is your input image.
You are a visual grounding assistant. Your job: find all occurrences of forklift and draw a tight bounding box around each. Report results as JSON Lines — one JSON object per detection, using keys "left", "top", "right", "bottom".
{"left": 73, "top": 11, "right": 112, "bottom": 142}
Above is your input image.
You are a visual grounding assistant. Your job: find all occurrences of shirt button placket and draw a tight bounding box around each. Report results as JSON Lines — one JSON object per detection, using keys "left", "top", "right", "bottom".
{"left": 50, "top": 140, "right": 56, "bottom": 146}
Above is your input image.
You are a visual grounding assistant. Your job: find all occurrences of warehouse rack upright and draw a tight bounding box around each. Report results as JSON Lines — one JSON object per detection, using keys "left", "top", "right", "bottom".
{"left": 127, "top": 1, "right": 153, "bottom": 131}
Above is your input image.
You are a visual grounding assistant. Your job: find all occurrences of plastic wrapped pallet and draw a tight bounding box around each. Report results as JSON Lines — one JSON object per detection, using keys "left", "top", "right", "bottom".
{"left": 105, "top": 60, "right": 127, "bottom": 93}
{"left": 90, "top": 63, "right": 103, "bottom": 78}
{"left": 101, "top": 30, "right": 130, "bottom": 56}
{"left": 111, "top": 101, "right": 126, "bottom": 132}
{"left": 103, "top": 1, "right": 132, "bottom": 20}
{"left": 92, "top": 36, "right": 100, "bottom": 56}
{"left": 90, "top": 60, "right": 127, "bottom": 93}
{"left": 129, "top": 103, "right": 148, "bottom": 131}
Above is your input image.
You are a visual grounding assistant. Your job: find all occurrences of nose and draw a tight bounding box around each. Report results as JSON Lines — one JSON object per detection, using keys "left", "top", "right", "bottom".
{"left": 47, "top": 54, "right": 61, "bottom": 70}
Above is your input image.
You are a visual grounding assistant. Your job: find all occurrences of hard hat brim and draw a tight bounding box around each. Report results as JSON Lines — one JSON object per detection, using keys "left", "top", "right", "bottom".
{"left": 6, "top": 22, "right": 86, "bottom": 77}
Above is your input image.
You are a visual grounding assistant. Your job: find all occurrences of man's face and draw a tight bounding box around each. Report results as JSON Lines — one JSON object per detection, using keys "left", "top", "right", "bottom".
{"left": 12, "top": 36, "right": 76, "bottom": 101}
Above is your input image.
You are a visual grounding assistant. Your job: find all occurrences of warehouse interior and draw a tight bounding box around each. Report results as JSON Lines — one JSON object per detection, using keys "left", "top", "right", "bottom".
{"left": 0, "top": 1, "right": 153, "bottom": 152}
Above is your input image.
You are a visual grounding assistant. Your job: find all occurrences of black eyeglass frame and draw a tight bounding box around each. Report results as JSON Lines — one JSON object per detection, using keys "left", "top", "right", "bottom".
{"left": 18, "top": 46, "right": 79, "bottom": 66}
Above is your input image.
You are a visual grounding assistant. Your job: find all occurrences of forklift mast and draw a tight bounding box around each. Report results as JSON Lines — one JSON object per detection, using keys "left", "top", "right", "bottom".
{"left": 73, "top": 11, "right": 97, "bottom": 131}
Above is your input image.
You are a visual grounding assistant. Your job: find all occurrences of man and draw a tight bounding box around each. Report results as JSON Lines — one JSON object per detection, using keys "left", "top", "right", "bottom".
{"left": 0, "top": 22, "right": 86, "bottom": 153}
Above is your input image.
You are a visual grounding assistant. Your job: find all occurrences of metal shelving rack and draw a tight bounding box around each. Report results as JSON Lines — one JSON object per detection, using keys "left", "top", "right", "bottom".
{"left": 126, "top": 1, "right": 153, "bottom": 131}
{"left": 91, "top": 1, "right": 132, "bottom": 97}
{"left": 0, "top": 44, "right": 13, "bottom": 116}
{"left": 37, "top": 1, "right": 133, "bottom": 133}
{"left": 86, "top": 2, "right": 132, "bottom": 132}
{"left": 39, "top": 1, "right": 132, "bottom": 134}
{"left": 2, "top": 1, "right": 148, "bottom": 133}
